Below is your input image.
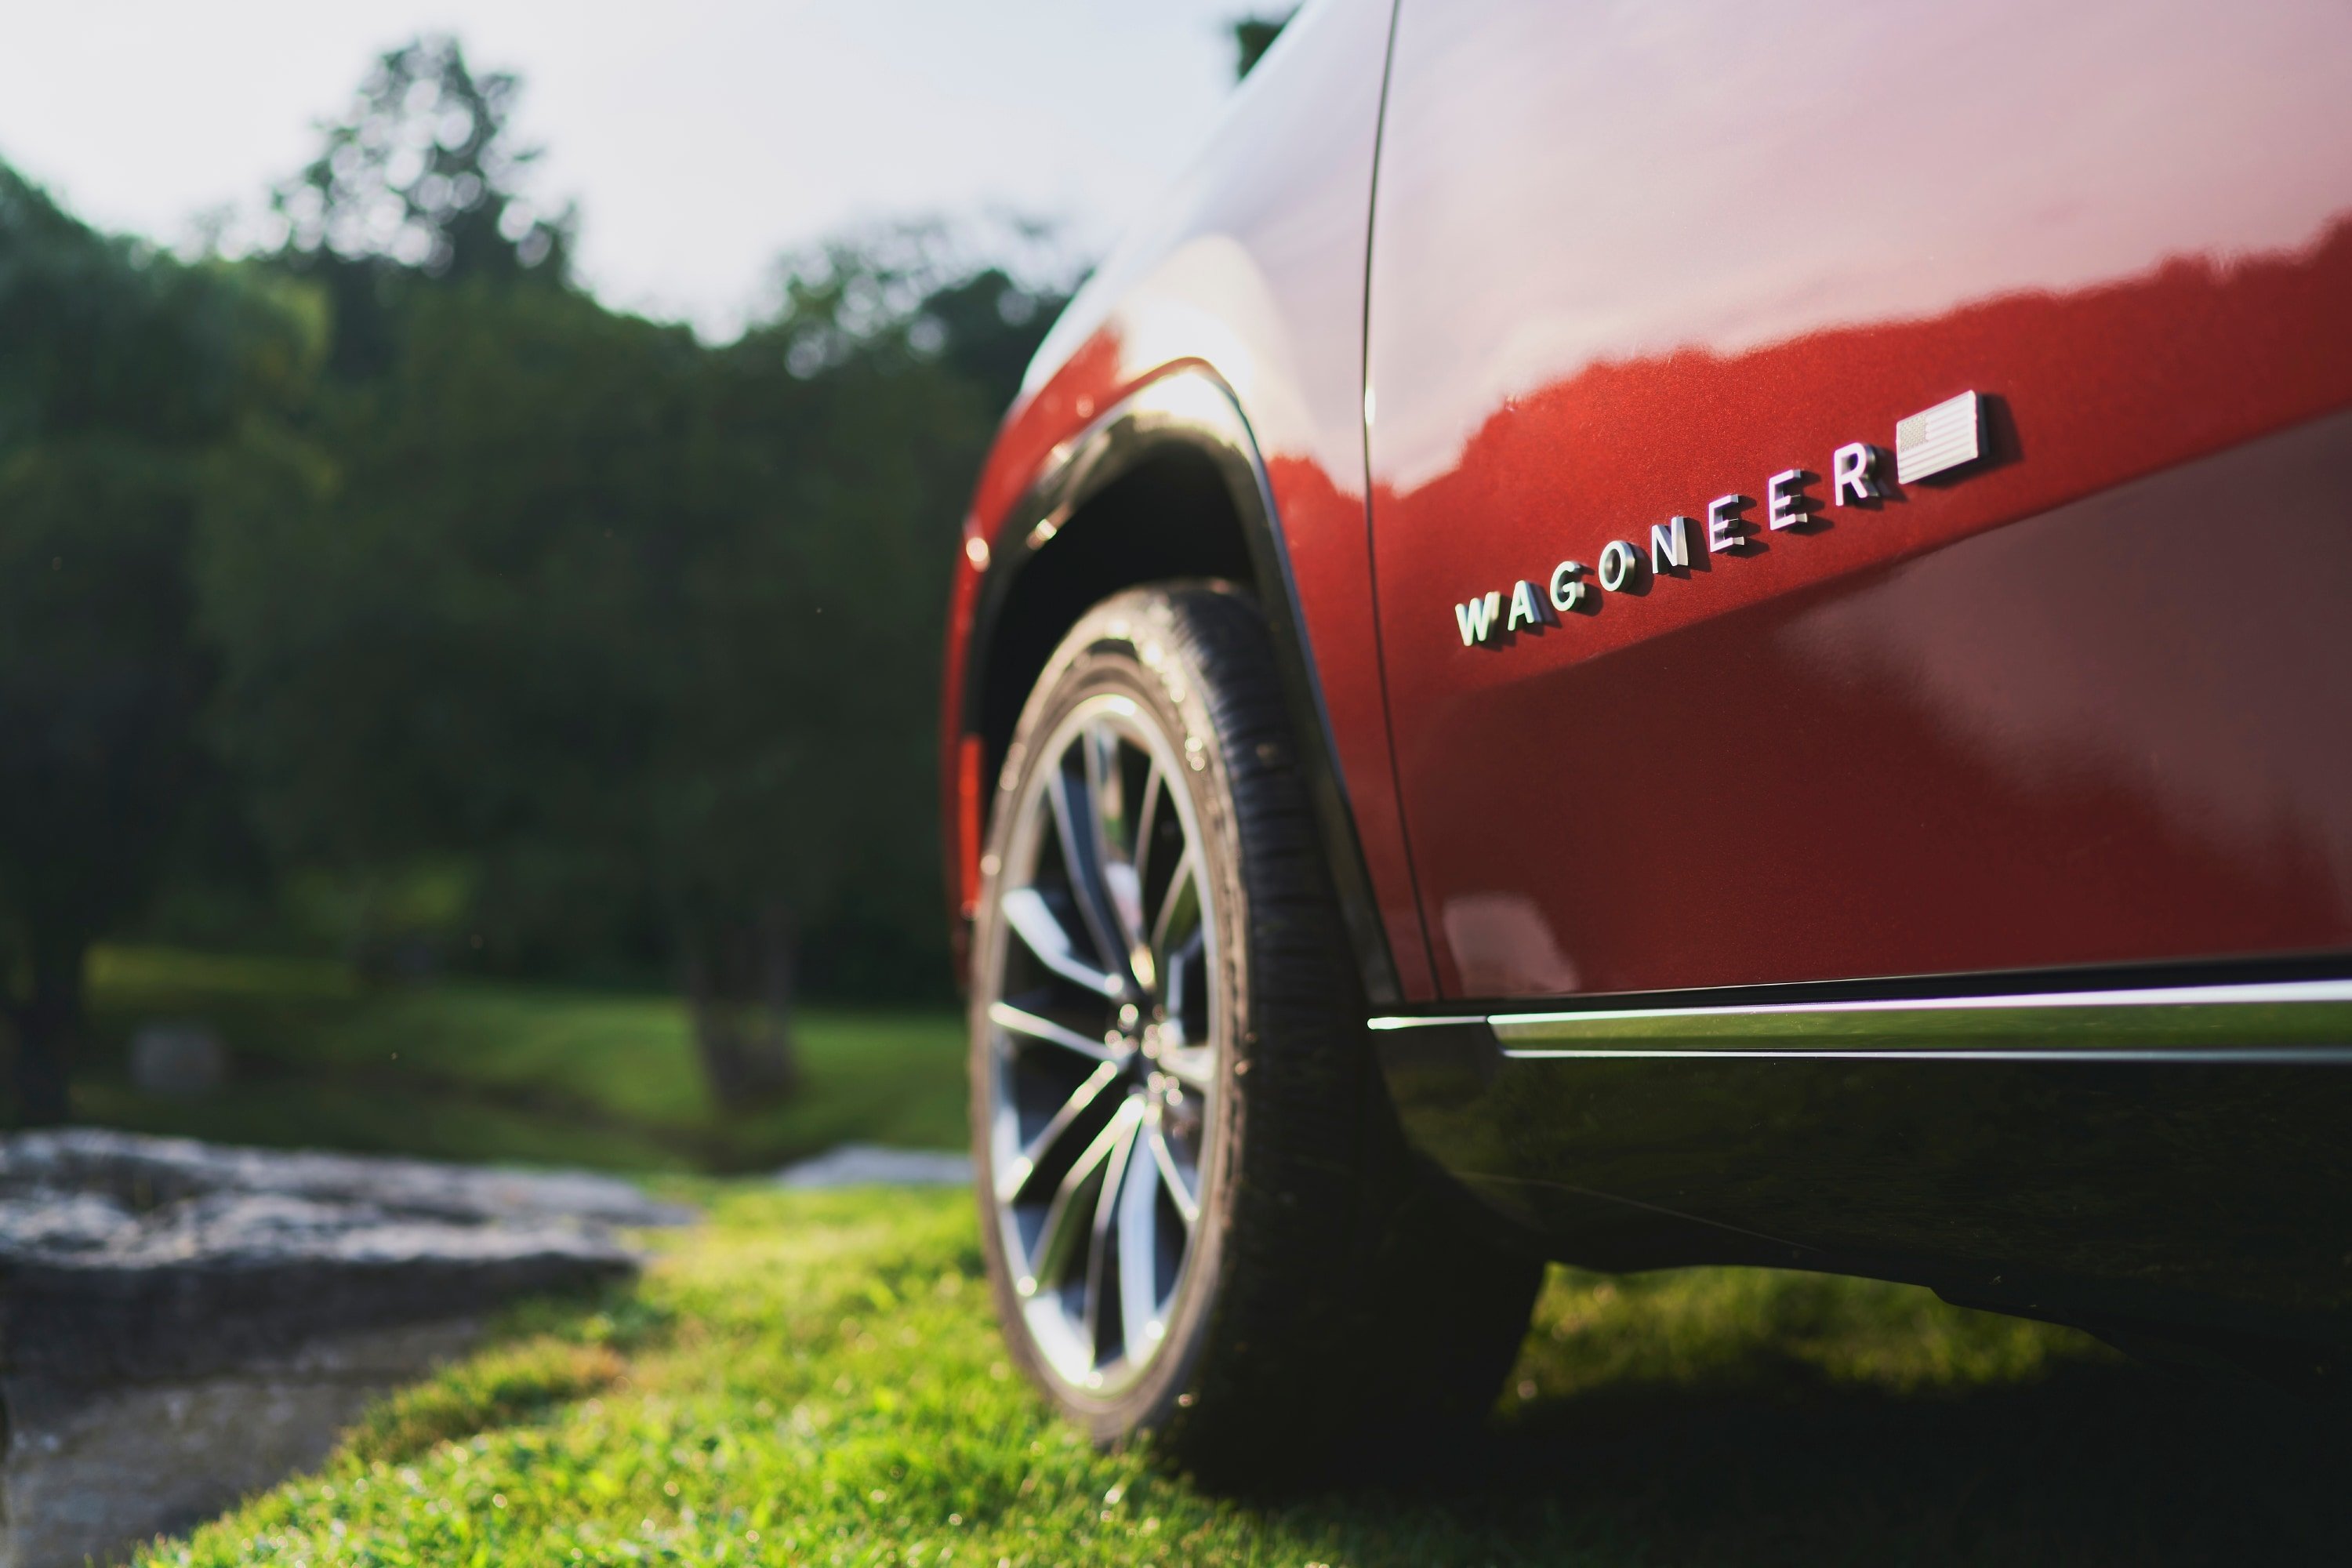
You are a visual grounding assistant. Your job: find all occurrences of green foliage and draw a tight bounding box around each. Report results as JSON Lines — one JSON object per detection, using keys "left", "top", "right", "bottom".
{"left": 142, "top": 1189, "right": 2352, "bottom": 1567}
{"left": 1232, "top": 11, "right": 1297, "bottom": 81}
{"left": 4, "top": 42, "right": 1066, "bottom": 1120}
{"left": 270, "top": 34, "right": 571, "bottom": 383}
{"left": 203, "top": 212, "right": 1060, "bottom": 1066}
{"left": 198, "top": 283, "right": 713, "bottom": 930}
{"left": 0, "top": 164, "right": 323, "bottom": 1120}
{"left": 78, "top": 945, "right": 969, "bottom": 1170}
{"left": 277, "top": 34, "right": 571, "bottom": 281}
{"left": 196, "top": 262, "right": 989, "bottom": 1059}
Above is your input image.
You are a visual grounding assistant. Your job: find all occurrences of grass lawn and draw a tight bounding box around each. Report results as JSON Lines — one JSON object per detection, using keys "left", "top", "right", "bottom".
{"left": 141, "top": 1186, "right": 2352, "bottom": 1567}
{"left": 75, "top": 946, "right": 967, "bottom": 1172}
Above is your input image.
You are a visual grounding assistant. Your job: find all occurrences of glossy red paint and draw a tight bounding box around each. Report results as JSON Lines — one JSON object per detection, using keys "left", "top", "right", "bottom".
{"left": 1366, "top": 0, "right": 2352, "bottom": 997}
{"left": 955, "top": 733, "right": 985, "bottom": 920}
{"left": 939, "top": 0, "right": 1436, "bottom": 994}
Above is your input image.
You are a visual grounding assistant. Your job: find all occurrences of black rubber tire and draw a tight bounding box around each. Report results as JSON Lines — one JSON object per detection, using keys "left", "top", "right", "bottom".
{"left": 968, "top": 583, "right": 1543, "bottom": 1490}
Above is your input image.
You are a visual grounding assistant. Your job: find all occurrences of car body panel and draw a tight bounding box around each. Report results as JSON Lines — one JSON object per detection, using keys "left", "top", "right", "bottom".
{"left": 1364, "top": 0, "right": 2352, "bottom": 999}
{"left": 940, "top": 0, "right": 1437, "bottom": 998}
{"left": 943, "top": 0, "right": 2352, "bottom": 1359}
{"left": 1375, "top": 994, "right": 2352, "bottom": 1359}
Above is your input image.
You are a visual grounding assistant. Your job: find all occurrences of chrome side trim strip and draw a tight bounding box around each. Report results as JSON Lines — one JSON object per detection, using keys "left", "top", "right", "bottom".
{"left": 1369, "top": 978, "right": 2352, "bottom": 1061}
{"left": 1469, "top": 1048, "right": 2352, "bottom": 1064}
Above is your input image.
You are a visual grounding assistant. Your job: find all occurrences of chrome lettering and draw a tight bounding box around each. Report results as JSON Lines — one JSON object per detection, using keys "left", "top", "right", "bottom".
{"left": 1766, "top": 469, "right": 1813, "bottom": 529}
{"left": 1454, "top": 590, "right": 1501, "bottom": 646}
{"left": 1706, "top": 494, "right": 1750, "bottom": 554}
{"left": 1831, "top": 442, "right": 1882, "bottom": 506}
{"left": 1449, "top": 399, "right": 1999, "bottom": 649}
{"left": 1650, "top": 516, "right": 1692, "bottom": 575}
{"left": 1597, "top": 540, "right": 1641, "bottom": 593}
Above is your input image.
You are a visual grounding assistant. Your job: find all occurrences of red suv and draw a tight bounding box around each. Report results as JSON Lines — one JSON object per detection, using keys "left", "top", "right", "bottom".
{"left": 940, "top": 0, "right": 2352, "bottom": 1479}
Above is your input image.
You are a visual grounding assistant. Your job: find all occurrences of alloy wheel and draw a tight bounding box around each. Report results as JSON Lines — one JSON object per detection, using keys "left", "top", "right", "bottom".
{"left": 979, "top": 692, "right": 1221, "bottom": 1395}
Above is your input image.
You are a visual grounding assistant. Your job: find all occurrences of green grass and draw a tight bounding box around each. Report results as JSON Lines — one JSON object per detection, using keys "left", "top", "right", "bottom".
{"left": 140, "top": 1187, "right": 2352, "bottom": 1567}
{"left": 78, "top": 946, "right": 967, "bottom": 1171}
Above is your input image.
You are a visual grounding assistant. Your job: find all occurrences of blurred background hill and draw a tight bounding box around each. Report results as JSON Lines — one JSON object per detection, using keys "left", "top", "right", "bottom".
{"left": 0, "top": 15, "right": 1292, "bottom": 1163}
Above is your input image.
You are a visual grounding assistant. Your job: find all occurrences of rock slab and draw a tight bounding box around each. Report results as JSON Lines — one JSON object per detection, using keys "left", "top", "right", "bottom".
{"left": 775, "top": 1143, "right": 971, "bottom": 1189}
{"left": 0, "top": 1128, "right": 690, "bottom": 1568}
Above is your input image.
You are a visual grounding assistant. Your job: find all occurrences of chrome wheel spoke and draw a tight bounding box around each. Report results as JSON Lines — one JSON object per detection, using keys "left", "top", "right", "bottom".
{"left": 996, "top": 1057, "right": 1124, "bottom": 1205}
{"left": 1082, "top": 725, "right": 1146, "bottom": 940}
{"left": 1000, "top": 887, "right": 1123, "bottom": 999}
{"left": 1131, "top": 760, "right": 1165, "bottom": 897}
{"left": 1082, "top": 1098, "right": 1145, "bottom": 1361}
{"left": 1029, "top": 1105, "right": 1133, "bottom": 1294}
{"left": 1117, "top": 1119, "right": 1166, "bottom": 1364}
{"left": 1048, "top": 757, "right": 1136, "bottom": 997}
{"left": 1163, "top": 927, "right": 1205, "bottom": 1027}
{"left": 1083, "top": 726, "right": 1158, "bottom": 993}
{"left": 1156, "top": 1044, "right": 1216, "bottom": 1091}
{"left": 1151, "top": 856, "right": 1203, "bottom": 1027}
{"left": 989, "top": 1000, "right": 1126, "bottom": 1065}
{"left": 1149, "top": 853, "right": 1200, "bottom": 969}
{"left": 1147, "top": 1123, "right": 1200, "bottom": 1229}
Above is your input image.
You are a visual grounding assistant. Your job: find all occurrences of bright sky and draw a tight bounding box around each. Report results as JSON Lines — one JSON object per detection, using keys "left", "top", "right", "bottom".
{"left": 0, "top": 0, "right": 1257, "bottom": 337}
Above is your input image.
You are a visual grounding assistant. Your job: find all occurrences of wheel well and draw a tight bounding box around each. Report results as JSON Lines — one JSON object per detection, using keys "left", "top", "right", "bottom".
{"left": 975, "top": 443, "right": 1258, "bottom": 772}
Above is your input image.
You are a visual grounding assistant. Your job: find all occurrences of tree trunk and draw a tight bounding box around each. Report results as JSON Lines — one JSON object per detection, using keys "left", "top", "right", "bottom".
{"left": 681, "top": 902, "right": 802, "bottom": 1108}
{"left": 11, "top": 933, "right": 87, "bottom": 1127}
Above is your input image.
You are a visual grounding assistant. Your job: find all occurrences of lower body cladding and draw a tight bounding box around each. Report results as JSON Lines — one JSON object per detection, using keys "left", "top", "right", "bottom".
{"left": 1373, "top": 977, "right": 2352, "bottom": 1377}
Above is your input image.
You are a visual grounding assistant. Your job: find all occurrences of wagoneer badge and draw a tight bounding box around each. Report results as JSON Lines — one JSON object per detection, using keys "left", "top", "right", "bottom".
{"left": 1454, "top": 391, "right": 1990, "bottom": 647}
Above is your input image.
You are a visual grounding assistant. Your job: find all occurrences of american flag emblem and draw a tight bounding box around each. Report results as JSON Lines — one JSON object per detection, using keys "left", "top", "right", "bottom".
{"left": 1895, "top": 390, "right": 1985, "bottom": 484}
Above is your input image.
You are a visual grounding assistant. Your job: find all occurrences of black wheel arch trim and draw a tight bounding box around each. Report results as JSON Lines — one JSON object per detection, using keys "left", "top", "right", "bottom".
{"left": 960, "top": 367, "right": 1403, "bottom": 1007}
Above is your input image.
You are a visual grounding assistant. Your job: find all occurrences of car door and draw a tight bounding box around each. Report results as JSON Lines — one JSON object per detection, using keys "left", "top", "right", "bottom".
{"left": 1364, "top": 0, "right": 2352, "bottom": 1001}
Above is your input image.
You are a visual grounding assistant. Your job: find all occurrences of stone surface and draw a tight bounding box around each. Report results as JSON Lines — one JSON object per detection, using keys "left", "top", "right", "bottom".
{"left": 775, "top": 1142, "right": 971, "bottom": 1189}
{"left": 0, "top": 1127, "right": 689, "bottom": 1232}
{"left": 126, "top": 1023, "right": 227, "bottom": 1098}
{"left": 0, "top": 1129, "right": 691, "bottom": 1568}
{"left": 6, "top": 1320, "right": 483, "bottom": 1568}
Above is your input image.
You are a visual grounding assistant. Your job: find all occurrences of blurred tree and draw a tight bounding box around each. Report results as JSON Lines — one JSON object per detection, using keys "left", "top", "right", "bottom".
{"left": 669, "top": 234, "right": 1055, "bottom": 1094}
{"left": 203, "top": 222, "right": 1062, "bottom": 1106}
{"left": 171, "top": 32, "right": 1076, "bottom": 1110}
{"left": 1232, "top": 11, "right": 1297, "bottom": 80}
{"left": 271, "top": 34, "right": 571, "bottom": 379}
{"left": 0, "top": 165, "right": 321, "bottom": 1123}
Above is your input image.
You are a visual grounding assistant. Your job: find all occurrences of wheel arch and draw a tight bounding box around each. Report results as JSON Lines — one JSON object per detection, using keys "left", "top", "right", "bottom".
{"left": 956, "top": 369, "right": 1399, "bottom": 1006}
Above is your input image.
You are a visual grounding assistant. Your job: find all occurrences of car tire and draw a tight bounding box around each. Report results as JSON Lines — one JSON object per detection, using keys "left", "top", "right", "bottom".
{"left": 968, "top": 581, "right": 1543, "bottom": 1488}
